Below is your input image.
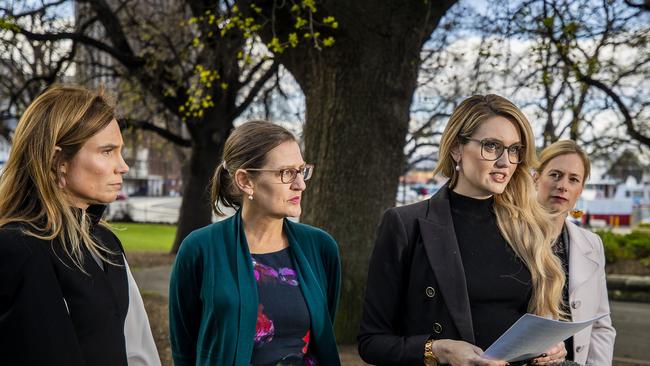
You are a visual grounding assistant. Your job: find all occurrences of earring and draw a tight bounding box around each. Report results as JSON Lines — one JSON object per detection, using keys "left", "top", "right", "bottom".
{"left": 248, "top": 192, "right": 254, "bottom": 201}
{"left": 455, "top": 164, "right": 461, "bottom": 171}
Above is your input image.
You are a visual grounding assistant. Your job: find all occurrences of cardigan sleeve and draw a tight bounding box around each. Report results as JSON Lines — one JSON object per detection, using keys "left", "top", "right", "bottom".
{"left": 357, "top": 208, "right": 430, "bottom": 365}
{"left": 169, "top": 234, "right": 204, "bottom": 366}
{"left": 0, "top": 229, "right": 86, "bottom": 365}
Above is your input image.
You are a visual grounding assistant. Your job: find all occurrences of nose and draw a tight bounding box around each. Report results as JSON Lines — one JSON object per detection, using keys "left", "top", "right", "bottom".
{"left": 291, "top": 173, "right": 307, "bottom": 191}
{"left": 117, "top": 154, "right": 130, "bottom": 175}
{"left": 495, "top": 150, "right": 510, "bottom": 168}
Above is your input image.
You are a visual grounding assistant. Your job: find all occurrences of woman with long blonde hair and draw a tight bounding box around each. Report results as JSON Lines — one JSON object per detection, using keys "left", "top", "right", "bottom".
{"left": 359, "top": 95, "right": 567, "bottom": 366}
{"left": 0, "top": 85, "right": 160, "bottom": 366}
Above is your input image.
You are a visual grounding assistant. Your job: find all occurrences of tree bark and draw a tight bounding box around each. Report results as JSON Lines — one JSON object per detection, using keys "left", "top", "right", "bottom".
{"left": 270, "top": 0, "right": 458, "bottom": 343}
{"left": 170, "top": 120, "right": 231, "bottom": 253}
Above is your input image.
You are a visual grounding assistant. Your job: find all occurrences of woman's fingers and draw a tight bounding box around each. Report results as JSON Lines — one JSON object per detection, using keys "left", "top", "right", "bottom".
{"left": 530, "top": 354, "right": 566, "bottom": 365}
{"left": 531, "top": 341, "right": 566, "bottom": 365}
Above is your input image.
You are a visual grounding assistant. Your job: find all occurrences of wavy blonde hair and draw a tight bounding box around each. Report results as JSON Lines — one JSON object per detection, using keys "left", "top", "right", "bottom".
{"left": 433, "top": 94, "right": 566, "bottom": 319}
{"left": 0, "top": 84, "right": 117, "bottom": 269}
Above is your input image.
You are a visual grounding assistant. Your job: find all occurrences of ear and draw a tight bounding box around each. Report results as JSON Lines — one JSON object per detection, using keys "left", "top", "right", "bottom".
{"left": 450, "top": 142, "right": 462, "bottom": 164}
{"left": 532, "top": 170, "right": 540, "bottom": 190}
{"left": 57, "top": 174, "right": 67, "bottom": 189}
{"left": 234, "top": 168, "right": 254, "bottom": 195}
{"left": 53, "top": 146, "right": 68, "bottom": 186}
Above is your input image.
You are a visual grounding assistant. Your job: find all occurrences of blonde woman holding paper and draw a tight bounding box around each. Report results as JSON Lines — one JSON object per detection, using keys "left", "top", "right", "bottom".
{"left": 358, "top": 95, "right": 567, "bottom": 366}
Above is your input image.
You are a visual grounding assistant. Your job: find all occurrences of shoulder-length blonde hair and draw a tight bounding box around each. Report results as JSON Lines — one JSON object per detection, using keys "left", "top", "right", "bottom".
{"left": 433, "top": 94, "right": 566, "bottom": 319}
{"left": 538, "top": 140, "right": 591, "bottom": 185}
{"left": 0, "top": 84, "right": 117, "bottom": 269}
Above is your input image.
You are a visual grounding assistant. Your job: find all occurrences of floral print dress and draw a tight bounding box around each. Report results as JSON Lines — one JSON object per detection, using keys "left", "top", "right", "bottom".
{"left": 250, "top": 247, "right": 317, "bottom": 366}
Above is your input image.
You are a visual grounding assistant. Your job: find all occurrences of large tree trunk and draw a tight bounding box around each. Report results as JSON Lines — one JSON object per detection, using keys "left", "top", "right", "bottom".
{"left": 275, "top": 1, "right": 458, "bottom": 343}
{"left": 301, "top": 55, "right": 412, "bottom": 343}
{"left": 170, "top": 124, "right": 228, "bottom": 253}
{"left": 171, "top": 144, "right": 218, "bottom": 253}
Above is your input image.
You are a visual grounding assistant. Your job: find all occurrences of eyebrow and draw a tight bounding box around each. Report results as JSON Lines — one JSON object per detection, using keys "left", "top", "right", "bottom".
{"left": 549, "top": 169, "right": 582, "bottom": 178}
{"left": 98, "top": 144, "right": 121, "bottom": 150}
{"left": 479, "top": 137, "right": 523, "bottom": 144}
{"left": 269, "top": 163, "right": 306, "bottom": 170}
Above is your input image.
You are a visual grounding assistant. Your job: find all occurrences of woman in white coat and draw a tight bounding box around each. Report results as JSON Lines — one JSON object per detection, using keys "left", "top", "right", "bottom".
{"left": 535, "top": 140, "right": 616, "bottom": 365}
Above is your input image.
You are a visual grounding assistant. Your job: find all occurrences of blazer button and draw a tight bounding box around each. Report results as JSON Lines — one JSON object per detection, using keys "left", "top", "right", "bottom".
{"left": 433, "top": 322, "right": 443, "bottom": 334}
{"left": 571, "top": 300, "right": 582, "bottom": 309}
{"left": 425, "top": 286, "right": 436, "bottom": 298}
{"left": 576, "top": 345, "right": 584, "bottom": 353}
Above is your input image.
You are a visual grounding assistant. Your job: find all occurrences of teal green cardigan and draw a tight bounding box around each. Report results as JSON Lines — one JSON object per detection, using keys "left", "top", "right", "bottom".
{"left": 169, "top": 211, "right": 341, "bottom": 366}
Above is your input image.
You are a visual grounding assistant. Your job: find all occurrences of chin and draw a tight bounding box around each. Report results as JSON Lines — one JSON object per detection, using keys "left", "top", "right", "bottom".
{"left": 96, "top": 195, "right": 117, "bottom": 204}
{"left": 487, "top": 184, "right": 507, "bottom": 195}
{"left": 550, "top": 204, "right": 567, "bottom": 213}
{"left": 285, "top": 208, "right": 302, "bottom": 218}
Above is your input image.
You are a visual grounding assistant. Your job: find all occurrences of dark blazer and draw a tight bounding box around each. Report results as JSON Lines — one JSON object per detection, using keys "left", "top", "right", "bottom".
{"left": 358, "top": 186, "right": 476, "bottom": 365}
{"left": 0, "top": 205, "right": 129, "bottom": 366}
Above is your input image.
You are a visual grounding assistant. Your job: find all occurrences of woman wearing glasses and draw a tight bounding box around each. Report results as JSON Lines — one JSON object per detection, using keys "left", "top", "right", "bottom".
{"left": 169, "top": 120, "right": 341, "bottom": 366}
{"left": 358, "top": 95, "right": 568, "bottom": 366}
{"left": 535, "top": 140, "right": 615, "bottom": 365}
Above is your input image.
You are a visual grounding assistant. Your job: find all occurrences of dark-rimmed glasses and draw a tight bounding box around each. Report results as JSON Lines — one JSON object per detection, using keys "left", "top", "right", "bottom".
{"left": 462, "top": 138, "right": 525, "bottom": 164}
{"left": 245, "top": 164, "right": 314, "bottom": 184}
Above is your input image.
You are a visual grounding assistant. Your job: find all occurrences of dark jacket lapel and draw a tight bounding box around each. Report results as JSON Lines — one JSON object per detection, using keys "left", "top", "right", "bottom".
{"left": 418, "top": 187, "right": 475, "bottom": 343}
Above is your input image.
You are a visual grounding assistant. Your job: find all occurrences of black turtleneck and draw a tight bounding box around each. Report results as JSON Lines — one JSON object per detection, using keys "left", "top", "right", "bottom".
{"left": 449, "top": 189, "right": 532, "bottom": 351}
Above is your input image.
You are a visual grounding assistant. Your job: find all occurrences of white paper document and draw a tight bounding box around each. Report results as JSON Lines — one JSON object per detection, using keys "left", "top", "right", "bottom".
{"left": 482, "top": 313, "right": 609, "bottom": 362}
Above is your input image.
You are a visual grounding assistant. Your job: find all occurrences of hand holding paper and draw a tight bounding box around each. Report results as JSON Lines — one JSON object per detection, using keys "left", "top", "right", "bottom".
{"left": 482, "top": 313, "right": 609, "bottom": 362}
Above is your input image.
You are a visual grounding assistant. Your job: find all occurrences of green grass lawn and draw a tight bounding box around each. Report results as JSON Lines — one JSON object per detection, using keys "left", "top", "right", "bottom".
{"left": 108, "top": 222, "right": 176, "bottom": 252}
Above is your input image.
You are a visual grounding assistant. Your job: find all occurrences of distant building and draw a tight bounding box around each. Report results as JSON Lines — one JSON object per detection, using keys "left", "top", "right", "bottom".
{"left": 578, "top": 164, "right": 650, "bottom": 227}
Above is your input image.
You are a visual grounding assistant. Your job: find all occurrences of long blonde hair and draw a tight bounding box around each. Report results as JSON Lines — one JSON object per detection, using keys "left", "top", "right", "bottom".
{"left": 433, "top": 94, "right": 566, "bottom": 319}
{"left": 0, "top": 85, "right": 117, "bottom": 269}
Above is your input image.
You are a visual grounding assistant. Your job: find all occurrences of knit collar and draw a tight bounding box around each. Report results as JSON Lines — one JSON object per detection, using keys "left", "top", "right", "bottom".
{"left": 448, "top": 187, "right": 494, "bottom": 212}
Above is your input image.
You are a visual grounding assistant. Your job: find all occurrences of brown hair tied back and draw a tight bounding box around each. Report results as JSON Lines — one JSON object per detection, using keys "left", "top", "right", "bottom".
{"left": 210, "top": 120, "right": 296, "bottom": 216}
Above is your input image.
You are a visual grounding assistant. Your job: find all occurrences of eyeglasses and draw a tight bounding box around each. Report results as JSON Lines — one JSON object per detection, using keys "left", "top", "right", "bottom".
{"left": 462, "top": 138, "right": 525, "bottom": 164}
{"left": 245, "top": 164, "right": 314, "bottom": 184}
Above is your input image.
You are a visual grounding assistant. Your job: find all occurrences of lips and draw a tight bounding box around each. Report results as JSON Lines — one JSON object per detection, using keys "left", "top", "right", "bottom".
{"left": 288, "top": 196, "right": 301, "bottom": 204}
{"left": 489, "top": 172, "right": 508, "bottom": 183}
{"left": 550, "top": 195, "right": 568, "bottom": 202}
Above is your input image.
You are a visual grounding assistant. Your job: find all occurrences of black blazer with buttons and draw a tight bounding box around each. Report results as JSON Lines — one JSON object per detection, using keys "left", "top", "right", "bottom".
{"left": 0, "top": 205, "right": 129, "bottom": 366}
{"left": 358, "top": 186, "right": 476, "bottom": 365}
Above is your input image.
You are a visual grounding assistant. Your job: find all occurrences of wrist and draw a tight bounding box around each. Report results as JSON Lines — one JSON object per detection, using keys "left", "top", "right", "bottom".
{"left": 424, "top": 339, "right": 441, "bottom": 366}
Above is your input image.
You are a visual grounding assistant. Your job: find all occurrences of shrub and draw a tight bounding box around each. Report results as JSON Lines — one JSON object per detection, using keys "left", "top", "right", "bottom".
{"left": 596, "top": 230, "right": 627, "bottom": 263}
{"left": 596, "top": 230, "right": 650, "bottom": 264}
{"left": 625, "top": 231, "right": 650, "bottom": 258}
